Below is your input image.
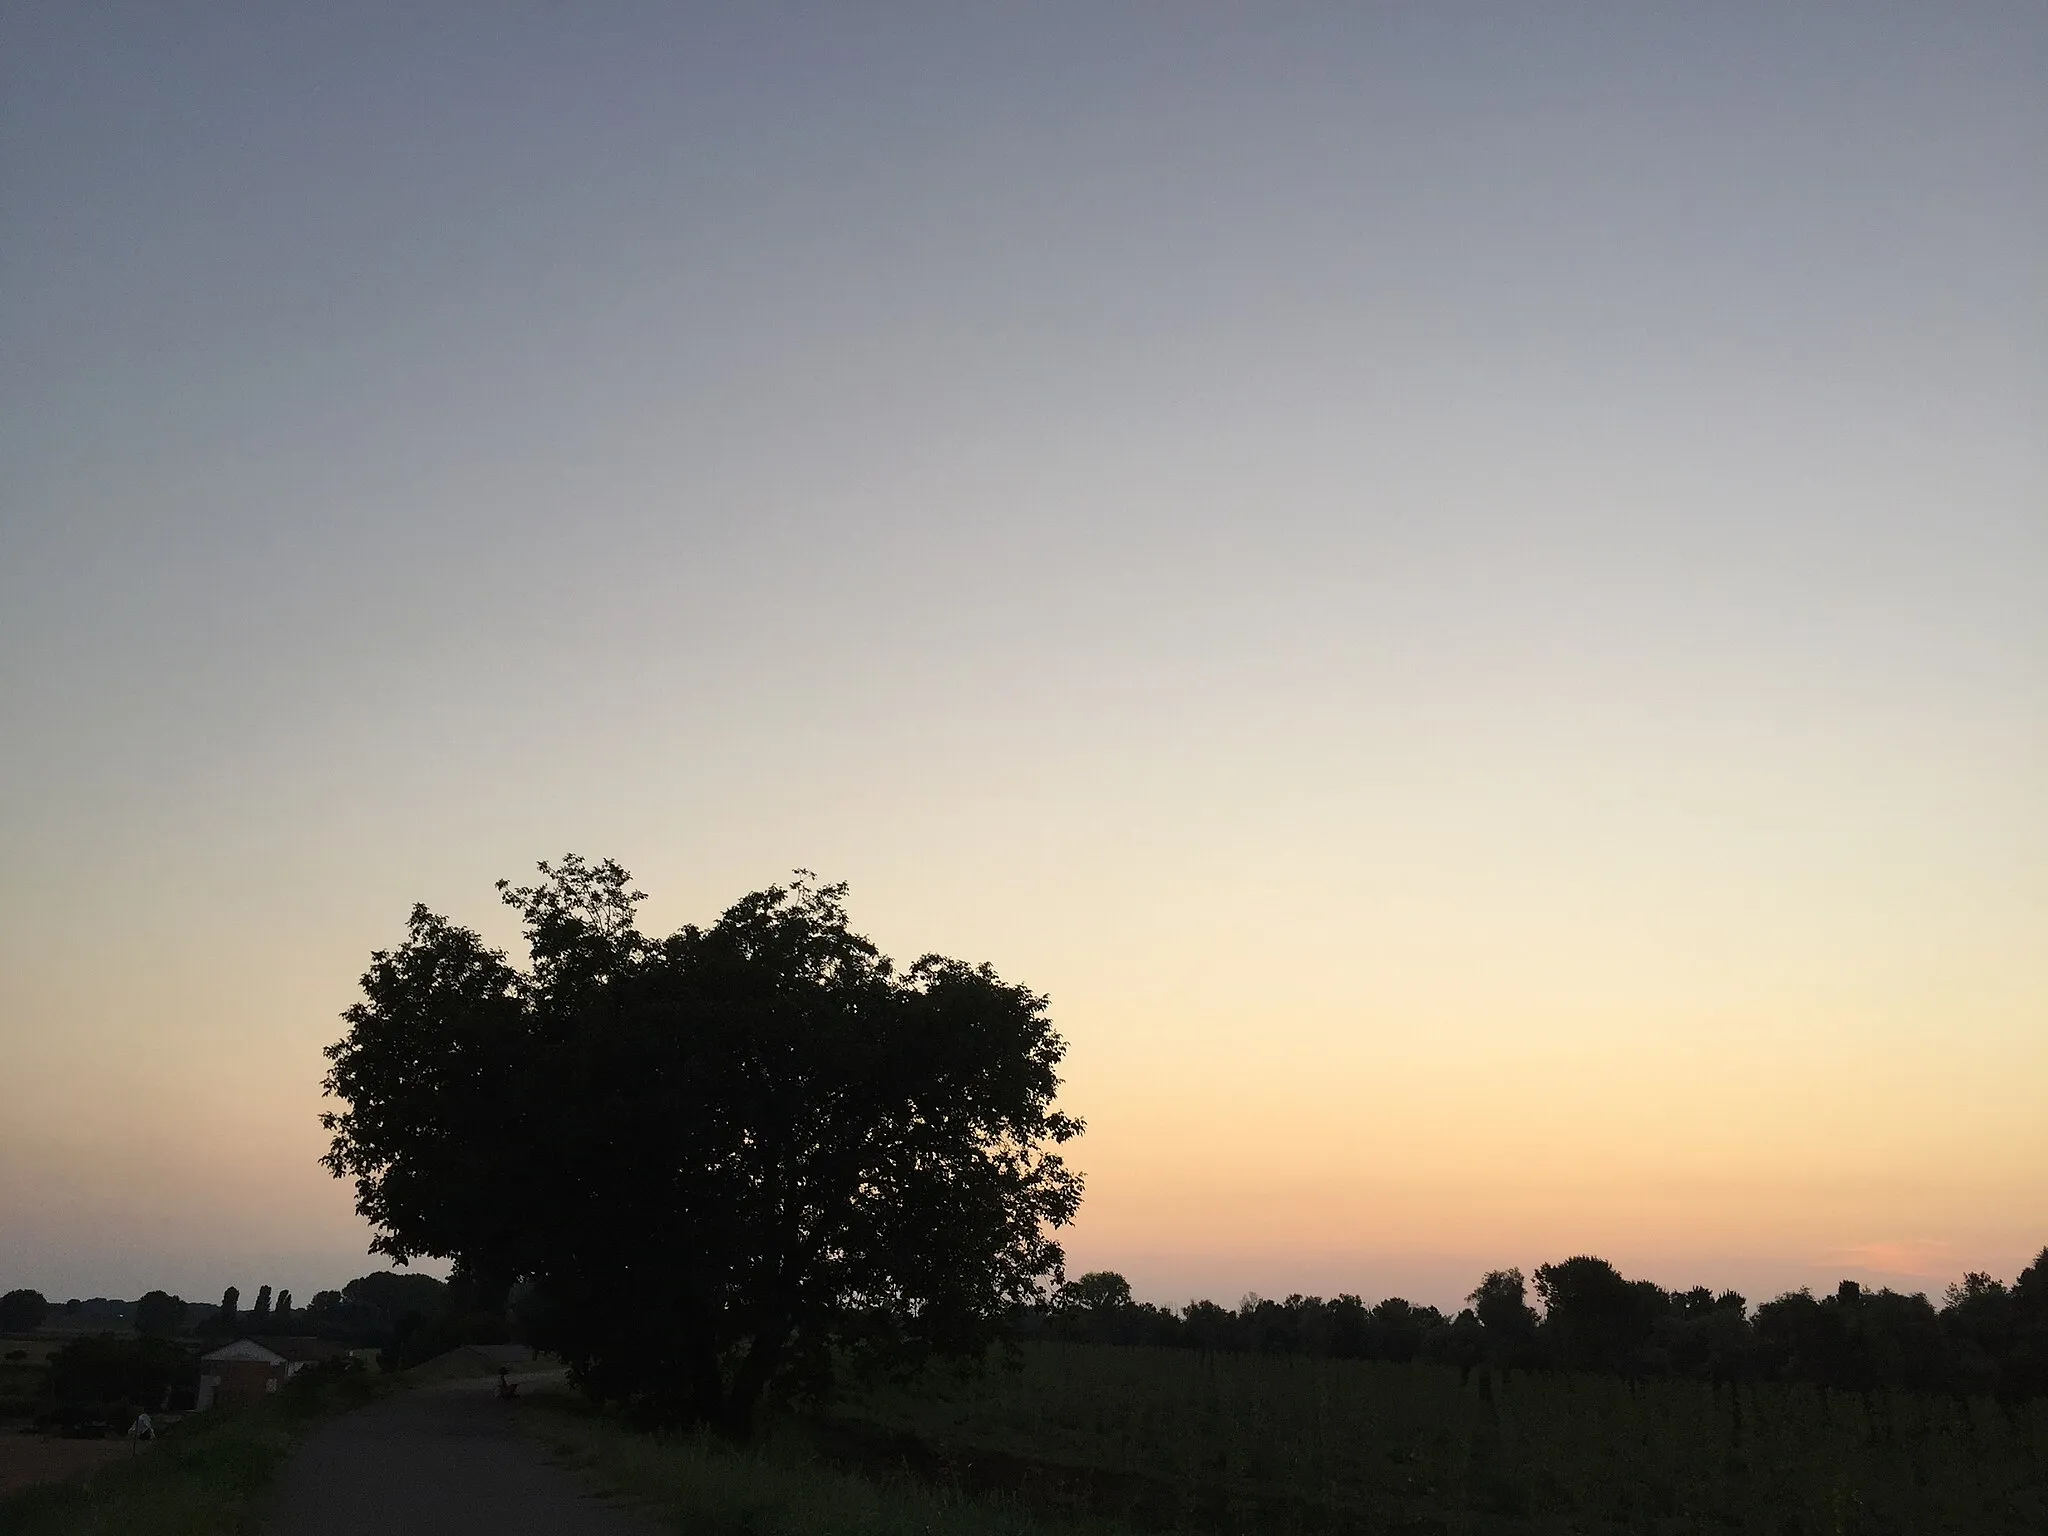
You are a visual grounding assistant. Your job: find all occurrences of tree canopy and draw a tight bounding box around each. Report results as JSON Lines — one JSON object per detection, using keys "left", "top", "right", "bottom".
{"left": 322, "top": 858, "right": 1083, "bottom": 1434}
{"left": 0, "top": 1289, "right": 48, "bottom": 1333}
{"left": 134, "top": 1290, "right": 187, "bottom": 1339}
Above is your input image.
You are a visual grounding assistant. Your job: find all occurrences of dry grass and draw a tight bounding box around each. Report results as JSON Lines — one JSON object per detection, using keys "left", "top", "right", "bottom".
{"left": 0, "top": 1340, "right": 67, "bottom": 1366}
{"left": 824, "top": 1341, "right": 2048, "bottom": 1534}
{"left": 516, "top": 1387, "right": 1122, "bottom": 1536}
{"left": 0, "top": 1436, "right": 136, "bottom": 1499}
{"left": 0, "top": 1364, "right": 397, "bottom": 1536}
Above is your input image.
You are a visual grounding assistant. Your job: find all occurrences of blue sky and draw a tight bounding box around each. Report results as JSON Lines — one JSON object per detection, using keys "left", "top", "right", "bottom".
{"left": 2, "top": 4, "right": 2042, "bottom": 1306}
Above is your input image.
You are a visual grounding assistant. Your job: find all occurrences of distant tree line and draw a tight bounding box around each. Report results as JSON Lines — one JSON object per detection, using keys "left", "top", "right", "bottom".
{"left": 1, "top": 1272, "right": 469, "bottom": 1370}
{"left": 191, "top": 1281, "right": 296, "bottom": 1338}
{"left": 1035, "top": 1249, "right": 2048, "bottom": 1404}
{"left": 192, "top": 1272, "right": 473, "bottom": 1369}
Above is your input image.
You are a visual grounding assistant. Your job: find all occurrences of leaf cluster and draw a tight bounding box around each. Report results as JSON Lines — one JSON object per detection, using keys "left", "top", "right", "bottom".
{"left": 322, "top": 858, "right": 1083, "bottom": 1434}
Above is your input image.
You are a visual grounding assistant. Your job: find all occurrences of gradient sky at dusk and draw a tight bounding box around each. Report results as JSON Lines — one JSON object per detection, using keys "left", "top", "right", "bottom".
{"left": 3, "top": 4, "right": 2043, "bottom": 1311}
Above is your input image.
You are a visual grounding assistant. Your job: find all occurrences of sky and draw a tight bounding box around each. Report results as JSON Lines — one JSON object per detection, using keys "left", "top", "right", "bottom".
{"left": 2, "top": 4, "right": 2043, "bottom": 1313}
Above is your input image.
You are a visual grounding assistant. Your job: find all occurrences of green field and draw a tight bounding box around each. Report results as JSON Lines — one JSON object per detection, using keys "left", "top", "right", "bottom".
{"left": 819, "top": 1341, "right": 2048, "bottom": 1534}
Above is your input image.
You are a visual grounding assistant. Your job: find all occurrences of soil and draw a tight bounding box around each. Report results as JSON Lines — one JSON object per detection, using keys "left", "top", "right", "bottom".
{"left": 0, "top": 1432, "right": 136, "bottom": 1497}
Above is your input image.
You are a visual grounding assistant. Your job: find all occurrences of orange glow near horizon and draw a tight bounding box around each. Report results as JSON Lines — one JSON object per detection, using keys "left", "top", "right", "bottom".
{"left": 5, "top": 807, "right": 2040, "bottom": 1309}
{"left": 2, "top": 6, "right": 2042, "bottom": 1312}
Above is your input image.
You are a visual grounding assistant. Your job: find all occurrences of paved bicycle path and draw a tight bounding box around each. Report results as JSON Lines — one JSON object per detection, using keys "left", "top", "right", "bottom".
{"left": 263, "top": 1374, "right": 665, "bottom": 1535}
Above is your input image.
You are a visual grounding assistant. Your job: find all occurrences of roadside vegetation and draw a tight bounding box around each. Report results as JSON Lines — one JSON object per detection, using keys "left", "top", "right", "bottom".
{"left": 519, "top": 1388, "right": 1112, "bottom": 1536}
{"left": 0, "top": 1360, "right": 391, "bottom": 1536}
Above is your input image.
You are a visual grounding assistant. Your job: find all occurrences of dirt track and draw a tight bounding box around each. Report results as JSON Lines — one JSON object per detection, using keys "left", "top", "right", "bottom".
{"left": 263, "top": 1376, "right": 665, "bottom": 1535}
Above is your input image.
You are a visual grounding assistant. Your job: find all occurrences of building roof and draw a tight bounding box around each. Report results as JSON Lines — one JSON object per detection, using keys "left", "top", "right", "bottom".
{"left": 252, "top": 1335, "right": 347, "bottom": 1362}
{"left": 461, "top": 1344, "right": 540, "bottom": 1367}
{"left": 201, "top": 1335, "right": 346, "bottom": 1365}
{"left": 201, "top": 1338, "right": 285, "bottom": 1365}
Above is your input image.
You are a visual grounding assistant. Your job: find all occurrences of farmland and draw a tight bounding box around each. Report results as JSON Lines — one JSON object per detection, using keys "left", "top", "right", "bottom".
{"left": 0, "top": 1339, "right": 55, "bottom": 1422}
{"left": 0, "top": 1437, "right": 132, "bottom": 1501}
{"left": 522, "top": 1388, "right": 1102, "bottom": 1536}
{"left": 821, "top": 1341, "right": 2048, "bottom": 1534}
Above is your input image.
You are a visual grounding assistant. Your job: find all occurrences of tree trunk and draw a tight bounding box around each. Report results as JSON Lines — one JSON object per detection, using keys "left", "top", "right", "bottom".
{"left": 687, "top": 1333, "right": 725, "bottom": 1428}
{"left": 715, "top": 1320, "right": 791, "bottom": 1442}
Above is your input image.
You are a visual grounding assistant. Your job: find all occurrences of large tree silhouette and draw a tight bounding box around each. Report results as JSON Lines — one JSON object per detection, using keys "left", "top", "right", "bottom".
{"left": 0, "top": 1289, "right": 48, "bottom": 1333}
{"left": 1534, "top": 1256, "right": 1665, "bottom": 1374}
{"left": 322, "top": 858, "right": 1083, "bottom": 1436}
{"left": 134, "top": 1290, "right": 187, "bottom": 1339}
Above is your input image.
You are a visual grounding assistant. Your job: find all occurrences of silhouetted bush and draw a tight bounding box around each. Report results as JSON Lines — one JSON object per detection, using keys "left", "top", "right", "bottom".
{"left": 42, "top": 1335, "right": 195, "bottom": 1422}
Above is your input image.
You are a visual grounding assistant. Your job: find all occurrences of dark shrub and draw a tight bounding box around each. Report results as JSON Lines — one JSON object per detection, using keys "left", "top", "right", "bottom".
{"left": 43, "top": 1334, "right": 195, "bottom": 1416}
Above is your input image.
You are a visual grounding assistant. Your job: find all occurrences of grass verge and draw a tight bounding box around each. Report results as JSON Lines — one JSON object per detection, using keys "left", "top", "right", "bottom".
{"left": 0, "top": 1369, "right": 397, "bottom": 1536}
{"left": 518, "top": 1391, "right": 1126, "bottom": 1536}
